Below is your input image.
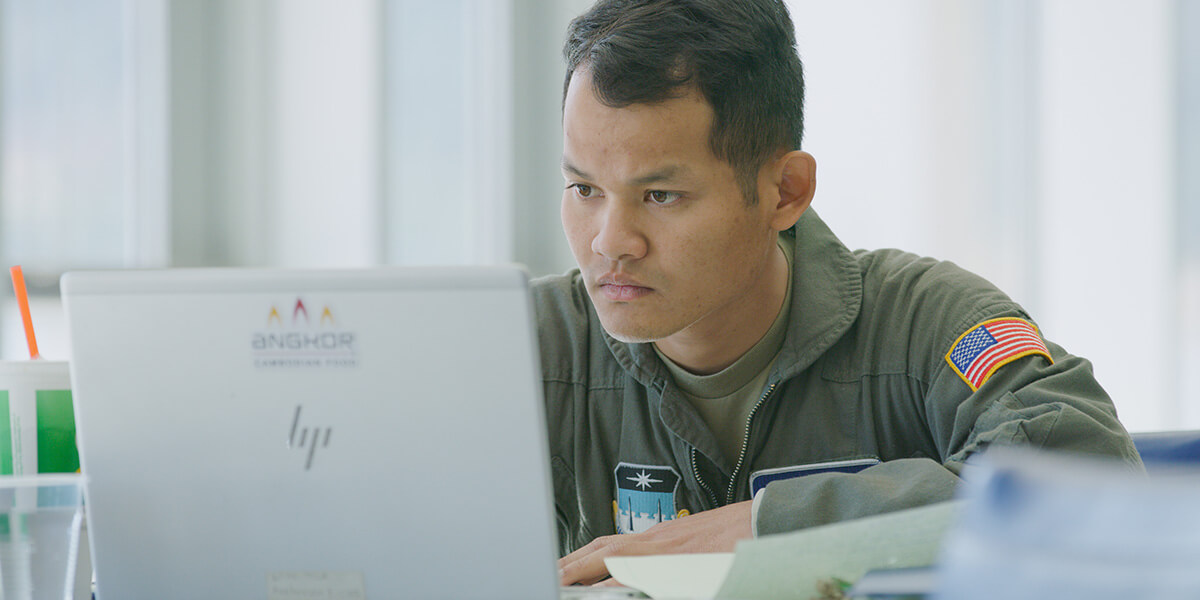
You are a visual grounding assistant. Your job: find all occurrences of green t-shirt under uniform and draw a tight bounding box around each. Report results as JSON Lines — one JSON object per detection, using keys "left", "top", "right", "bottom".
{"left": 654, "top": 236, "right": 794, "bottom": 465}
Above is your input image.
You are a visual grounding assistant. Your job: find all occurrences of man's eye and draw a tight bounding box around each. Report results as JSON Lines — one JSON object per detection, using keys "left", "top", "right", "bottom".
{"left": 647, "top": 191, "right": 682, "bottom": 206}
{"left": 570, "top": 184, "right": 595, "bottom": 198}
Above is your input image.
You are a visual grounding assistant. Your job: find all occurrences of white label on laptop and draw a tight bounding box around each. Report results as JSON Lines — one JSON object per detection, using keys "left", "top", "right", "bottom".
{"left": 268, "top": 571, "right": 366, "bottom": 600}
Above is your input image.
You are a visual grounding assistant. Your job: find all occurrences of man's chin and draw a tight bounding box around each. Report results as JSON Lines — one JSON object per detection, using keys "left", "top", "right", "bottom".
{"left": 596, "top": 315, "right": 670, "bottom": 344}
{"left": 603, "top": 329, "right": 659, "bottom": 344}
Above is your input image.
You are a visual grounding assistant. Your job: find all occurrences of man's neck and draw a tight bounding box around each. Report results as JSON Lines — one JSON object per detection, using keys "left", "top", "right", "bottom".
{"left": 653, "top": 242, "right": 791, "bottom": 375}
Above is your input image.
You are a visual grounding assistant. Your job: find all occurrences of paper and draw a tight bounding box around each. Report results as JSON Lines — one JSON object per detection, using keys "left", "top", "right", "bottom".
{"left": 605, "top": 552, "right": 735, "bottom": 600}
{"left": 715, "top": 501, "right": 962, "bottom": 600}
{"left": 601, "top": 502, "right": 960, "bottom": 600}
{"left": 936, "top": 447, "right": 1200, "bottom": 599}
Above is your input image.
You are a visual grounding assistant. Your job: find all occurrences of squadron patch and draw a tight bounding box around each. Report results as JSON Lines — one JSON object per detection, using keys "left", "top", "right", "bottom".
{"left": 947, "top": 317, "right": 1052, "bottom": 391}
{"left": 614, "top": 462, "right": 680, "bottom": 534}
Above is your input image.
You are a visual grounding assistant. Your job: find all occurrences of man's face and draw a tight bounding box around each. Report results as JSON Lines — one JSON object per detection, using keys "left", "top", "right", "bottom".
{"left": 560, "top": 71, "right": 781, "bottom": 345}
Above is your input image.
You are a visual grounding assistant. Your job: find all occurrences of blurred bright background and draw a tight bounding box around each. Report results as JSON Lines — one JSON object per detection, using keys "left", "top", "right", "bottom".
{"left": 0, "top": 0, "right": 1196, "bottom": 433}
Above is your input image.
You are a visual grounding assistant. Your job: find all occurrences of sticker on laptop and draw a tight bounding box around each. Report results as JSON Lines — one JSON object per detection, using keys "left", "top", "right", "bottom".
{"left": 614, "top": 462, "right": 681, "bottom": 534}
{"left": 749, "top": 458, "right": 881, "bottom": 496}
{"left": 251, "top": 298, "right": 359, "bottom": 369}
{"left": 267, "top": 571, "right": 365, "bottom": 600}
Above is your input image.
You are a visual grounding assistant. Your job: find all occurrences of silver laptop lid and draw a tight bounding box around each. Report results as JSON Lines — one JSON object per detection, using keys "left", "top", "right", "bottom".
{"left": 62, "top": 266, "right": 559, "bottom": 600}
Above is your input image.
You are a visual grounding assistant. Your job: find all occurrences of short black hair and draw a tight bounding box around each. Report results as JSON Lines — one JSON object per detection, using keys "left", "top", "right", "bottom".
{"left": 563, "top": 0, "right": 805, "bottom": 204}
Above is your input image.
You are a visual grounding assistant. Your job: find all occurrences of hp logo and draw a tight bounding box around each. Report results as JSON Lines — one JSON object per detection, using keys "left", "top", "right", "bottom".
{"left": 288, "top": 405, "right": 331, "bottom": 470}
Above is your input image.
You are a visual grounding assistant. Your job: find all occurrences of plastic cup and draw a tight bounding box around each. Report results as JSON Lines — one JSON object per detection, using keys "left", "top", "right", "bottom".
{"left": 0, "top": 362, "right": 90, "bottom": 599}
{"left": 0, "top": 474, "right": 84, "bottom": 600}
{"left": 0, "top": 361, "right": 79, "bottom": 476}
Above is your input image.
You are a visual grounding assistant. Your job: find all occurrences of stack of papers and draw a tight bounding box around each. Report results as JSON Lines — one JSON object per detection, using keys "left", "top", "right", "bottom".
{"left": 935, "top": 447, "right": 1200, "bottom": 599}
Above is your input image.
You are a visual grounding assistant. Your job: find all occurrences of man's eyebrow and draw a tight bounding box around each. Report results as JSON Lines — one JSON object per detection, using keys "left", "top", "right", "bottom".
{"left": 561, "top": 161, "right": 590, "bottom": 180}
{"left": 561, "top": 161, "right": 690, "bottom": 186}
{"left": 631, "top": 165, "right": 687, "bottom": 186}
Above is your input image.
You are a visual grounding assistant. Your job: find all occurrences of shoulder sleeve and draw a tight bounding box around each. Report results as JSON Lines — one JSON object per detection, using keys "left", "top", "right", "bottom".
{"left": 754, "top": 254, "right": 1142, "bottom": 536}
{"left": 862, "top": 252, "right": 1141, "bottom": 468}
{"left": 928, "top": 314, "right": 1143, "bottom": 468}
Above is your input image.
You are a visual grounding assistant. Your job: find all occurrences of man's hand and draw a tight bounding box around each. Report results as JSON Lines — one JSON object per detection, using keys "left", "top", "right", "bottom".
{"left": 557, "top": 500, "right": 753, "bottom": 586}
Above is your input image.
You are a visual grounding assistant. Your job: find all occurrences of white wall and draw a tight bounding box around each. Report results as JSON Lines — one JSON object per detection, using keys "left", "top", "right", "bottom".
{"left": 1036, "top": 0, "right": 1176, "bottom": 432}
{"left": 788, "top": 0, "right": 1184, "bottom": 432}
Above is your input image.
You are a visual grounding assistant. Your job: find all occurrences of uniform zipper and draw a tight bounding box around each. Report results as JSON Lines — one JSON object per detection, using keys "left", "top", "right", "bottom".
{"left": 690, "top": 447, "right": 719, "bottom": 508}
{"left": 725, "top": 382, "right": 778, "bottom": 505}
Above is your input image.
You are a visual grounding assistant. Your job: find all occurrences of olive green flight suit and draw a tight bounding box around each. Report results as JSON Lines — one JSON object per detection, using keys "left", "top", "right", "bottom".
{"left": 532, "top": 210, "right": 1142, "bottom": 554}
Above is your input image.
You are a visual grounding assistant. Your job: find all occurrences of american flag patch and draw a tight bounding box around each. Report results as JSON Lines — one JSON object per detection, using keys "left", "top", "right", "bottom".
{"left": 946, "top": 317, "right": 1052, "bottom": 391}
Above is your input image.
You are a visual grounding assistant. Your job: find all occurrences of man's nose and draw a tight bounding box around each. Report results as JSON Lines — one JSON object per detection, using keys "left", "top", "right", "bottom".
{"left": 591, "top": 201, "right": 648, "bottom": 261}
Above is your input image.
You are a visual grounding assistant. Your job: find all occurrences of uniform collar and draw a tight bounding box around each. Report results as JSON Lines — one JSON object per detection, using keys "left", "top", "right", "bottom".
{"left": 773, "top": 209, "right": 864, "bottom": 381}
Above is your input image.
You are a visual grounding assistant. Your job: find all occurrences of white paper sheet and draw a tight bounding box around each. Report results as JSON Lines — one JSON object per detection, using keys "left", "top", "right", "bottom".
{"left": 605, "top": 552, "right": 735, "bottom": 600}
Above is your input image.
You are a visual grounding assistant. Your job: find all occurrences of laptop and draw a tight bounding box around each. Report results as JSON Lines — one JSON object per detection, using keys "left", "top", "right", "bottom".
{"left": 61, "top": 266, "right": 563, "bottom": 600}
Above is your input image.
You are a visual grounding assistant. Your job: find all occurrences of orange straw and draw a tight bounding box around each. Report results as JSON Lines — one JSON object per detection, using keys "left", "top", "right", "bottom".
{"left": 9, "top": 265, "right": 41, "bottom": 359}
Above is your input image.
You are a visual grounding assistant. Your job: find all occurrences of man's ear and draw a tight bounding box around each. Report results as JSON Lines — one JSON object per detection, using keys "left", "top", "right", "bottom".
{"left": 768, "top": 150, "right": 816, "bottom": 231}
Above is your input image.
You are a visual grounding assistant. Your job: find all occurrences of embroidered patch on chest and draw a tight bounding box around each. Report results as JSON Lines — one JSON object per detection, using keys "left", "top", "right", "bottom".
{"left": 749, "top": 458, "right": 880, "bottom": 496}
{"left": 946, "top": 317, "right": 1053, "bottom": 391}
{"left": 614, "top": 462, "right": 681, "bottom": 534}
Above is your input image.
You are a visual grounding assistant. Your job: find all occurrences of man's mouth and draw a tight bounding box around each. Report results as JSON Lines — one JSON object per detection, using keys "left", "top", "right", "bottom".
{"left": 596, "top": 274, "right": 653, "bottom": 301}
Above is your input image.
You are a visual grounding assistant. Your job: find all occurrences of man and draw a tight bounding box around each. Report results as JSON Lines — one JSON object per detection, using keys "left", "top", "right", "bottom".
{"left": 534, "top": 0, "right": 1142, "bottom": 586}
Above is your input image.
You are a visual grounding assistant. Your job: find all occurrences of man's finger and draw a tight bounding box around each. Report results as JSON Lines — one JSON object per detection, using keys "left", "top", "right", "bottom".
{"left": 559, "top": 557, "right": 610, "bottom": 585}
{"left": 559, "top": 535, "right": 623, "bottom": 585}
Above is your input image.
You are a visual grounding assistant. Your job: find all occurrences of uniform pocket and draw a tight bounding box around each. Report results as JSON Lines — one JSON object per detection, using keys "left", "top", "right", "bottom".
{"left": 551, "top": 456, "right": 594, "bottom": 555}
{"left": 952, "top": 391, "right": 1060, "bottom": 463}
